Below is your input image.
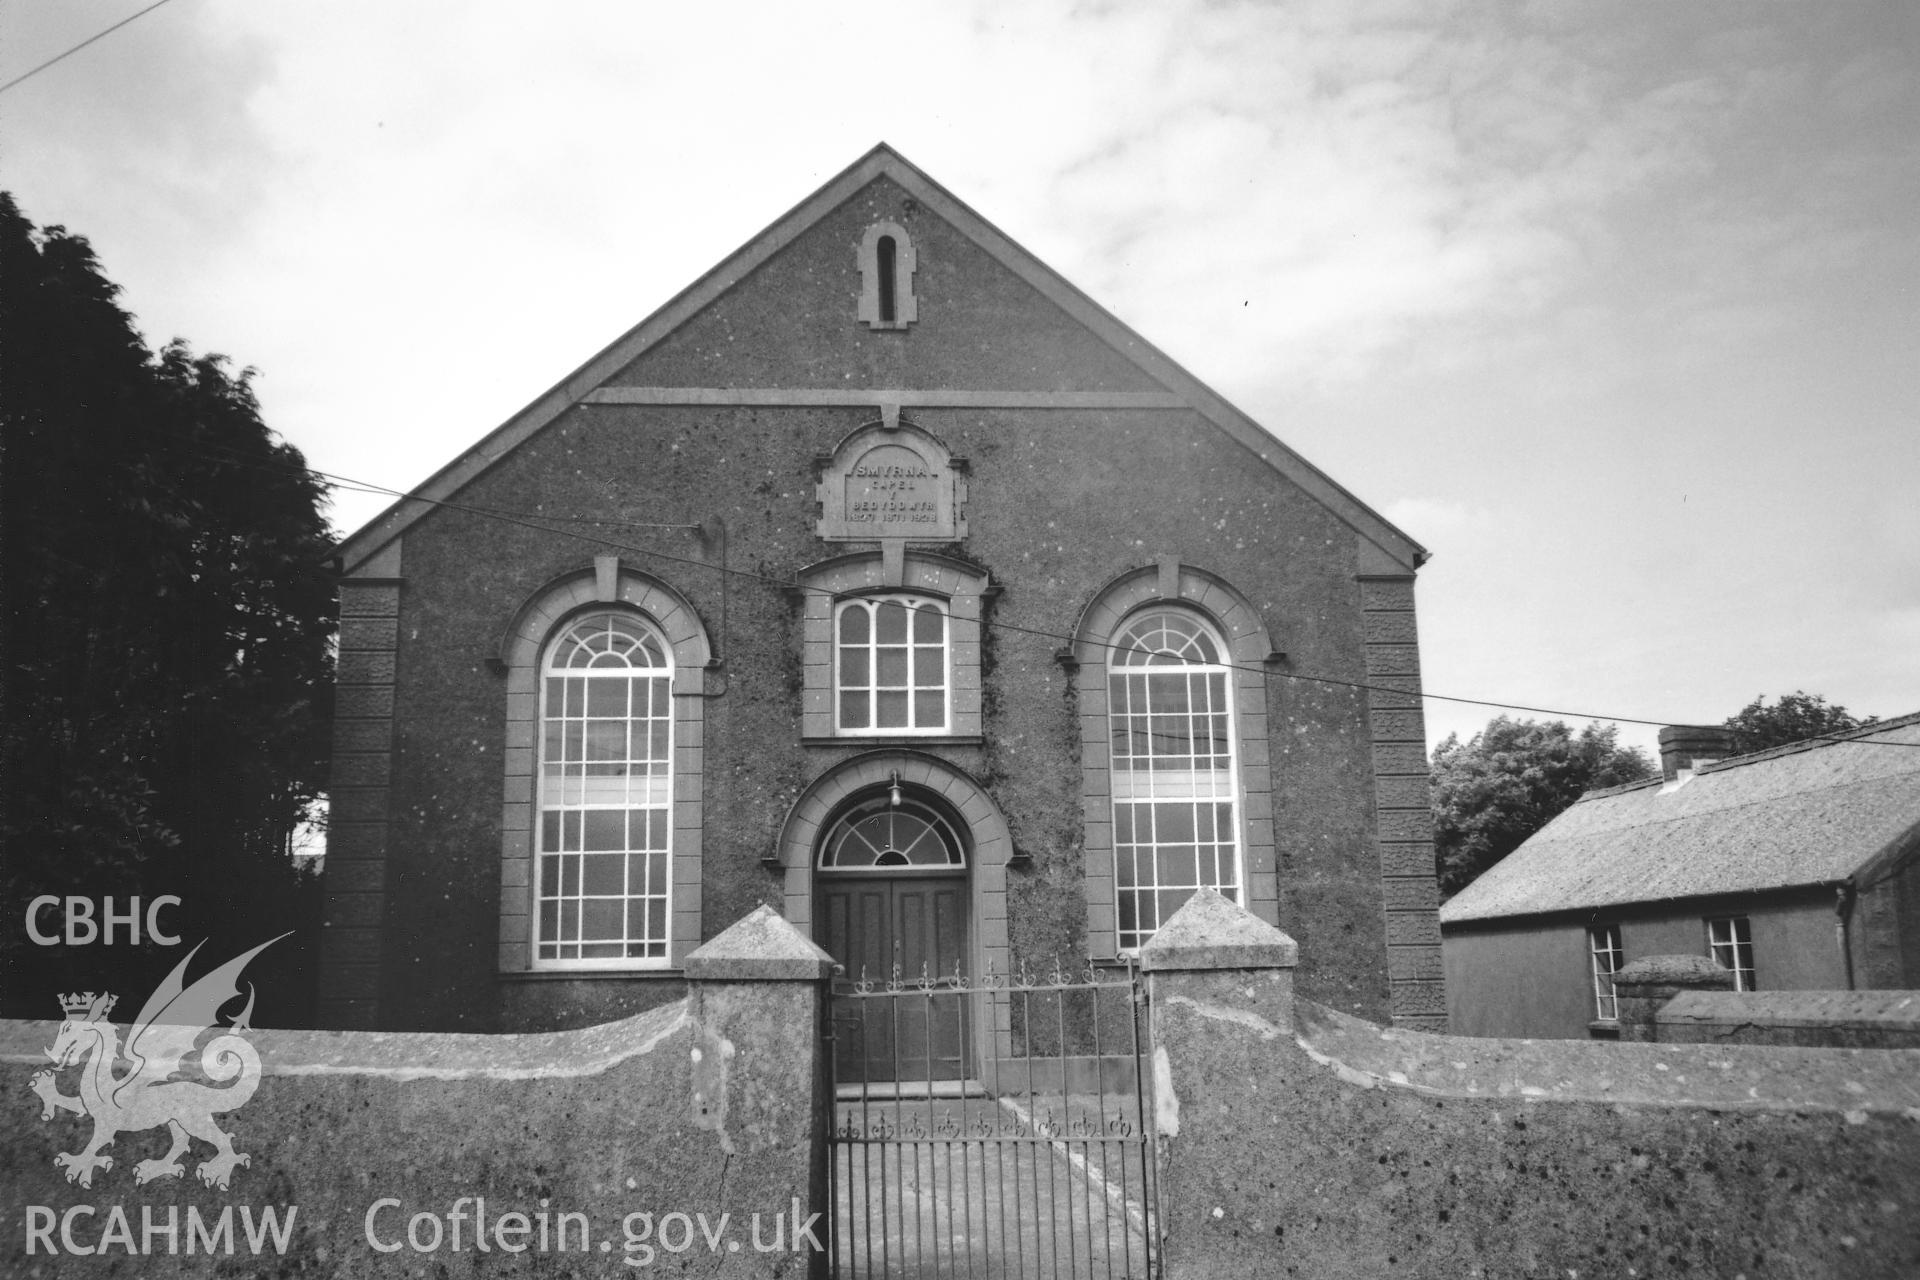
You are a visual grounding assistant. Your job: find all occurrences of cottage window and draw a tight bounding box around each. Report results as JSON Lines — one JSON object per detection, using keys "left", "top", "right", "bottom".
{"left": 835, "top": 595, "right": 949, "bottom": 733}
{"left": 1589, "top": 925, "right": 1624, "bottom": 1020}
{"left": 1107, "top": 609, "right": 1242, "bottom": 951}
{"left": 535, "top": 613, "right": 674, "bottom": 966}
{"left": 1707, "top": 916, "right": 1755, "bottom": 991}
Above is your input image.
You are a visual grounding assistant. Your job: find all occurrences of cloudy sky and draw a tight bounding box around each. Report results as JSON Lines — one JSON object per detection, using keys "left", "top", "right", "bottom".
{"left": 6, "top": 0, "right": 1916, "bottom": 758}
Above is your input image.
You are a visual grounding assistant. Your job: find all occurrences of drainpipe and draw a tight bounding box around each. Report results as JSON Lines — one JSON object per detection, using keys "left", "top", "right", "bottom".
{"left": 1835, "top": 880, "right": 1856, "bottom": 990}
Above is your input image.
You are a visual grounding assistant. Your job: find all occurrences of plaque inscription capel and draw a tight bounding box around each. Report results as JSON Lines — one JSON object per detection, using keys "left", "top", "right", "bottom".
{"left": 816, "top": 420, "right": 967, "bottom": 543}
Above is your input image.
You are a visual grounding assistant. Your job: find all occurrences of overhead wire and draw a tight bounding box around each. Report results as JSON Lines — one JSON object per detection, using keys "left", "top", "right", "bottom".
{"left": 0, "top": 0, "right": 177, "bottom": 96}
{"left": 129, "top": 428, "right": 1920, "bottom": 746}
{"left": 5, "top": 0, "right": 1907, "bottom": 749}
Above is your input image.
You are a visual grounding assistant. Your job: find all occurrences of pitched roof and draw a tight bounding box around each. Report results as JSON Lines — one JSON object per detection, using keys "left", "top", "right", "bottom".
{"left": 335, "top": 143, "right": 1425, "bottom": 575}
{"left": 1440, "top": 712, "right": 1920, "bottom": 924}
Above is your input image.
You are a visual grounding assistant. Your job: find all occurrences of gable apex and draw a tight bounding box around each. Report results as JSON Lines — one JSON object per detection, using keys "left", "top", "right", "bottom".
{"left": 336, "top": 143, "right": 1427, "bottom": 574}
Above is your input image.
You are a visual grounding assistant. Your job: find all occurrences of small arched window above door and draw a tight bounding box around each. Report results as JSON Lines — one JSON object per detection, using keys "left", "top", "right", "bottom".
{"left": 818, "top": 795, "right": 966, "bottom": 871}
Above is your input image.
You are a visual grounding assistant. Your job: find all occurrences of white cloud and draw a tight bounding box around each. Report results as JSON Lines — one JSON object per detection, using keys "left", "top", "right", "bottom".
{"left": 10, "top": 0, "right": 1873, "bottom": 462}
{"left": 1381, "top": 497, "right": 1496, "bottom": 543}
{"left": 5, "top": 0, "right": 1913, "bottom": 750}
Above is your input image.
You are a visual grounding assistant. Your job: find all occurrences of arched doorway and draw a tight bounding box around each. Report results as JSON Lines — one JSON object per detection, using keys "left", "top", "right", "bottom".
{"left": 816, "top": 786, "right": 971, "bottom": 1082}
{"left": 776, "top": 751, "right": 1016, "bottom": 1082}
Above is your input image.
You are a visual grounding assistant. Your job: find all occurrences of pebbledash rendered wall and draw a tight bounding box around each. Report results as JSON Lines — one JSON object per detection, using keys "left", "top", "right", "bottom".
{"left": 1142, "top": 892, "right": 1920, "bottom": 1279}
{"left": 11, "top": 898, "right": 1916, "bottom": 1277}
{"left": 1656, "top": 988, "right": 1920, "bottom": 1049}
{"left": 0, "top": 908, "right": 833, "bottom": 1279}
{"left": 320, "top": 150, "right": 1444, "bottom": 1038}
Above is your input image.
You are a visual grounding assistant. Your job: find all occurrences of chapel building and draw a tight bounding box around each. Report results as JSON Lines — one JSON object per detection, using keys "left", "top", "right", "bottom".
{"left": 317, "top": 145, "right": 1442, "bottom": 1036}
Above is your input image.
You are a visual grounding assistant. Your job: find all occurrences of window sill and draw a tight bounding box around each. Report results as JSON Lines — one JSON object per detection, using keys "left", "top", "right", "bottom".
{"left": 1587, "top": 1019, "right": 1621, "bottom": 1040}
{"left": 501, "top": 969, "right": 683, "bottom": 982}
{"left": 803, "top": 734, "right": 984, "bottom": 748}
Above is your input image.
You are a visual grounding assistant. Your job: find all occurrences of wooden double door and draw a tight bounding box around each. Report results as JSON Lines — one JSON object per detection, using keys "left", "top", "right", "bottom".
{"left": 820, "top": 874, "right": 970, "bottom": 1083}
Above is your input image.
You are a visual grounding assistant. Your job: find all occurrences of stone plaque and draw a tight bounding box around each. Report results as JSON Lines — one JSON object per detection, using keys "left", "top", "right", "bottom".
{"left": 816, "top": 421, "right": 966, "bottom": 542}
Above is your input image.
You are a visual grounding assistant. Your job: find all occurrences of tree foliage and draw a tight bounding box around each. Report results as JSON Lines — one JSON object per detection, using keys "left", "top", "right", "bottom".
{"left": 1430, "top": 717, "right": 1654, "bottom": 899}
{"left": 0, "top": 192, "right": 335, "bottom": 1019}
{"left": 1723, "top": 691, "right": 1874, "bottom": 755}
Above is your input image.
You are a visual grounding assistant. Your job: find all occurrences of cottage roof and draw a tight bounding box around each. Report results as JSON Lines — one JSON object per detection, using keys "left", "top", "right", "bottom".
{"left": 334, "top": 143, "right": 1425, "bottom": 575}
{"left": 1439, "top": 712, "right": 1920, "bottom": 924}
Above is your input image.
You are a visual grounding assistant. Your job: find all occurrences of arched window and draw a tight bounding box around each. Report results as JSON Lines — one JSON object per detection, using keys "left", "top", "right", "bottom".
{"left": 1106, "top": 608, "right": 1242, "bottom": 950}
{"left": 818, "top": 795, "right": 966, "bottom": 871}
{"left": 835, "top": 595, "right": 949, "bottom": 733}
{"left": 535, "top": 612, "right": 674, "bottom": 966}
{"left": 876, "top": 236, "right": 898, "bottom": 324}
{"left": 858, "top": 221, "right": 917, "bottom": 329}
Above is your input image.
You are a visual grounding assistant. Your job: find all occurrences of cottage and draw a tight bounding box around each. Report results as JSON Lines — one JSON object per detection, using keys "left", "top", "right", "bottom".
{"left": 1441, "top": 715, "right": 1920, "bottom": 1039}
{"left": 317, "top": 145, "right": 1441, "bottom": 1041}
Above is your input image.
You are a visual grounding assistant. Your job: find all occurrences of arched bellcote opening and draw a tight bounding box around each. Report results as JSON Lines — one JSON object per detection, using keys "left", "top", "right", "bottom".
{"left": 858, "top": 221, "right": 918, "bottom": 330}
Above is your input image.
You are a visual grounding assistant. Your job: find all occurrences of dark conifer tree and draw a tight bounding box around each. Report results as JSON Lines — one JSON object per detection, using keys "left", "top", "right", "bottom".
{"left": 1, "top": 193, "right": 335, "bottom": 1022}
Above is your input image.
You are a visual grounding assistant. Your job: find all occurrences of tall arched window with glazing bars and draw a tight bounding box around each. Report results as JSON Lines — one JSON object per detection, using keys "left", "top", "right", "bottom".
{"left": 536, "top": 613, "right": 674, "bottom": 966}
{"left": 1106, "top": 609, "right": 1242, "bottom": 950}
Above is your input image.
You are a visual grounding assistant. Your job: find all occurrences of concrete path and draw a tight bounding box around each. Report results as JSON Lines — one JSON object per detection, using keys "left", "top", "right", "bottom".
{"left": 831, "top": 1095, "right": 1155, "bottom": 1279}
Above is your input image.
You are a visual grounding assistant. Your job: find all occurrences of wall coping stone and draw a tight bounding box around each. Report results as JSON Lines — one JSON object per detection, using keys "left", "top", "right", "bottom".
{"left": 1139, "top": 888, "right": 1299, "bottom": 971}
{"left": 3, "top": 1000, "right": 688, "bottom": 1079}
{"left": 685, "top": 904, "right": 837, "bottom": 981}
{"left": 1662, "top": 988, "right": 1920, "bottom": 1031}
{"left": 1292, "top": 998, "right": 1920, "bottom": 1115}
{"left": 1615, "top": 954, "right": 1735, "bottom": 988}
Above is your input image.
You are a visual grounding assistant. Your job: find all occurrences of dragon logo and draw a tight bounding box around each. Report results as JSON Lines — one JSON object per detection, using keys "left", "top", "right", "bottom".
{"left": 29, "top": 934, "right": 285, "bottom": 1190}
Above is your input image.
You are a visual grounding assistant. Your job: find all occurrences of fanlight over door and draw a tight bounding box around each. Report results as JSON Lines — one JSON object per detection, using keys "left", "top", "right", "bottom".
{"left": 817, "top": 794, "right": 970, "bottom": 1082}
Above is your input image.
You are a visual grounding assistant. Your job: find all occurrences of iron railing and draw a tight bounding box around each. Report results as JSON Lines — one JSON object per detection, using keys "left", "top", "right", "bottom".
{"left": 828, "top": 961, "right": 1158, "bottom": 1279}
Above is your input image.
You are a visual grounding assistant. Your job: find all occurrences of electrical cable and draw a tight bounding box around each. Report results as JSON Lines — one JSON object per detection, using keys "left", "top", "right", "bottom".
{"left": 0, "top": 0, "right": 177, "bottom": 96}
{"left": 129, "top": 428, "right": 1919, "bottom": 746}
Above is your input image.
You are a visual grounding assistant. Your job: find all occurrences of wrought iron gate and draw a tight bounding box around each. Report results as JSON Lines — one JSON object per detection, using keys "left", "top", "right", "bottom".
{"left": 827, "top": 961, "right": 1158, "bottom": 1278}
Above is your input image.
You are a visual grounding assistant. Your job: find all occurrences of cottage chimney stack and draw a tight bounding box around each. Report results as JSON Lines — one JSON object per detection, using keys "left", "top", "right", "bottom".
{"left": 1658, "top": 725, "right": 1739, "bottom": 782}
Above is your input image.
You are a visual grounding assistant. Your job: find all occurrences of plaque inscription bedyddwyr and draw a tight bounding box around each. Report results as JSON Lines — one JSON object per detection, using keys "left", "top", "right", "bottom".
{"left": 816, "top": 421, "right": 967, "bottom": 543}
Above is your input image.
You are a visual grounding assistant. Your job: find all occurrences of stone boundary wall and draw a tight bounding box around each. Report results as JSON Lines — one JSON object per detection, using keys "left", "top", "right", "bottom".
{"left": 1659, "top": 988, "right": 1920, "bottom": 1049}
{"left": 1144, "top": 891, "right": 1920, "bottom": 1279}
{"left": 0, "top": 908, "right": 830, "bottom": 1279}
